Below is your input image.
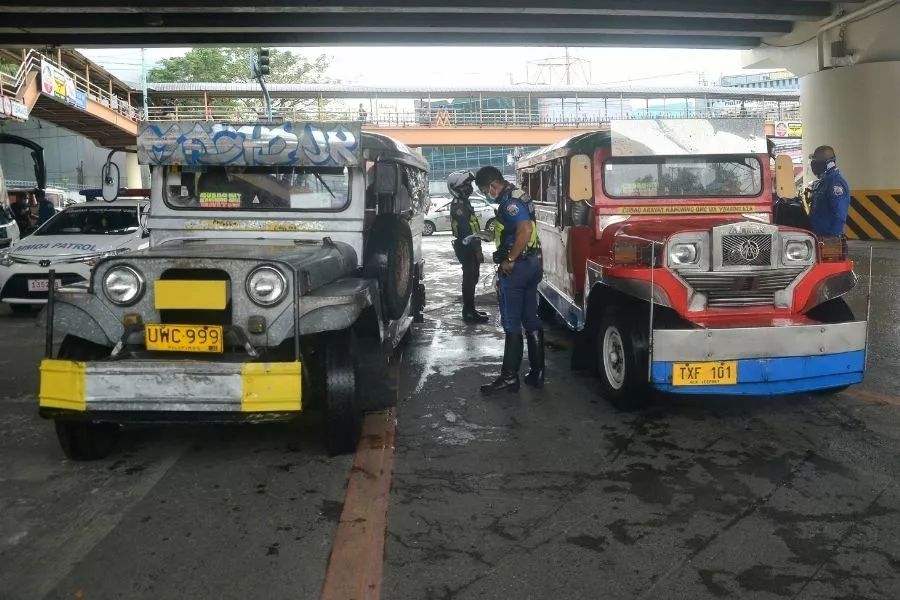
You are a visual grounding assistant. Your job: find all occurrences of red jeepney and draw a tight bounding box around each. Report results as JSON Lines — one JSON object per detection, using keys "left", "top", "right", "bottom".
{"left": 518, "top": 119, "right": 868, "bottom": 408}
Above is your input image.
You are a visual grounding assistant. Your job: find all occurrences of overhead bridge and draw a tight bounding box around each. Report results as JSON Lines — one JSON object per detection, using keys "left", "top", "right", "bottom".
{"left": 147, "top": 83, "right": 800, "bottom": 147}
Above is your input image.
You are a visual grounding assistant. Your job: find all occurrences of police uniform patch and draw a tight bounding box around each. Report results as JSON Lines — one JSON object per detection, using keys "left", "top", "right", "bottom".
{"left": 833, "top": 185, "right": 844, "bottom": 196}
{"left": 455, "top": 209, "right": 464, "bottom": 216}
{"left": 506, "top": 203, "right": 519, "bottom": 217}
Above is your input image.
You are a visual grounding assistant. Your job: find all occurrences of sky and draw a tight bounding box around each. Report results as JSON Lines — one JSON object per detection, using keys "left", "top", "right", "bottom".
{"left": 79, "top": 46, "right": 763, "bottom": 88}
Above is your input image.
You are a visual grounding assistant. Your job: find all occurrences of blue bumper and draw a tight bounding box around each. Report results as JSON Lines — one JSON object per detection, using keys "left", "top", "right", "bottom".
{"left": 651, "top": 351, "right": 865, "bottom": 395}
{"left": 648, "top": 321, "right": 867, "bottom": 396}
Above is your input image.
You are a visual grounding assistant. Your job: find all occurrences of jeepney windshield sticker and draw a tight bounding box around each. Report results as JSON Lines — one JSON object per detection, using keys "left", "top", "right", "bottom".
{"left": 165, "top": 166, "right": 350, "bottom": 212}
{"left": 604, "top": 156, "right": 763, "bottom": 199}
{"left": 617, "top": 205, "right": 757, "bottom": 215}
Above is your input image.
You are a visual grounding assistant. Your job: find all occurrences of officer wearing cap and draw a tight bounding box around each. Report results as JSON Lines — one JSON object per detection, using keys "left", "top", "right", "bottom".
{"left": 447, "top": 170, "right": 489, "bottom": 324}
{"left": 806, "top": 145, "right": 851, "bottom": 237}
{"left": 474, "top": 165, "right": 544, "bottom": 394}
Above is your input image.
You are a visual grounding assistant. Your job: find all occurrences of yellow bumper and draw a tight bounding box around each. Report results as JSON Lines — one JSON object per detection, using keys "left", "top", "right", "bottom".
{"left": 39, "top": 360, "right": 302, "bottom": 413}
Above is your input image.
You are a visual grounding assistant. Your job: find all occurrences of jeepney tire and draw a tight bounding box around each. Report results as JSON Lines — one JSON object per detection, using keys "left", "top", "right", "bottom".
{"left": 53, "top": 336, "right": 119, "bottom": 461}
{"left": 806, "top": 297, "right": 855, "bottom": 323}
{"left": 365, "top": 216, "right": 415, "bottom": 321}
{"left": 597, "top": 308, "right": 649, "bottom": 411}
{"left": 54, "top": 420, "right": 118, "bottom": 461}
{"left": 323, "top": 328, "right": 362, "bottom": 457}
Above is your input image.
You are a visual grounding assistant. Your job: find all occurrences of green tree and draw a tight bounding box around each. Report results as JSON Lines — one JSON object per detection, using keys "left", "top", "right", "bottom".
{"left": 148, "top": 47, "right": 339, "bottom": 120}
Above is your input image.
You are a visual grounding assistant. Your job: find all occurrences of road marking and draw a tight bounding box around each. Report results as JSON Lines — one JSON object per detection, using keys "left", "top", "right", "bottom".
{"left": 320, "top": 409, "right": 396, "bottom": 600}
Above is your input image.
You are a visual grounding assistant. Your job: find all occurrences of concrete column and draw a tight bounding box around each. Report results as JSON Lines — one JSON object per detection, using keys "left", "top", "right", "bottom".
{"left": 801, "top": 61, "right": 900, "bottom": 240}
{"left": 125, "top": 153, "right": 142, "bottom": 189}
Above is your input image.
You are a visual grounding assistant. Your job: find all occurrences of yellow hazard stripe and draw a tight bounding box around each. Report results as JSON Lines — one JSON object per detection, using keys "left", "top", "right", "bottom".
{"left": 845, "top": 189, "right": 900, "bottom": 241}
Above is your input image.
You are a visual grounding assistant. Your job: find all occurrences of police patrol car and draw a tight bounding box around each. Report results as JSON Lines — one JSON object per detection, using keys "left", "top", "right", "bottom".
{"left": 0, "top": 191, "right": 149, "bottom": 313}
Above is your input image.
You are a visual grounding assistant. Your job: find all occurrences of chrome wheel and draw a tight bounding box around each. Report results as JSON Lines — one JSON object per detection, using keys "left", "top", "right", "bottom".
{"left": 602, "top": 326, "right": 626, "bottom": 391}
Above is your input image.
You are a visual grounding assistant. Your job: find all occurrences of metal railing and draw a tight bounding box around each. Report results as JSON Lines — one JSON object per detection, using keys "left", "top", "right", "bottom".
{"left": 0, "top": 50, "right": 140, "bottom": 122}
{"left": 145, "top": 104, "right": 802, "bottom": 127}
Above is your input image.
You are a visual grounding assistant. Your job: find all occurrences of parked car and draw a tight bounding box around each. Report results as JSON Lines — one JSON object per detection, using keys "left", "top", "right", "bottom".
{"left": 423, "top": 194, "right": 497, "bottom": 236}
{"left": 0, "top": 195, "right": 150, "bottom": 313}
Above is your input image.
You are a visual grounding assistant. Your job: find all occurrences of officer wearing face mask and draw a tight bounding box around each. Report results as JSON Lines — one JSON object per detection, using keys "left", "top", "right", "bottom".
{"left": 474, "top": 165, "right": 544, "bottom": 395}
{"left": 806, "top": 145, "right": 851, "bottom": 237}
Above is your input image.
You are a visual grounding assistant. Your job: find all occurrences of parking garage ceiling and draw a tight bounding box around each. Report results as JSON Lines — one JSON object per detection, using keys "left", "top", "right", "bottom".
{"left": 0, "top": 0, "right": 856, "bottom": 48}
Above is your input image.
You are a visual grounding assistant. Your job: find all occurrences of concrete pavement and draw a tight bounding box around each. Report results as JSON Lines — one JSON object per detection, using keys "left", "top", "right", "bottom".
{"left": 0, "top": 235, "right": 898, "bottom": 600}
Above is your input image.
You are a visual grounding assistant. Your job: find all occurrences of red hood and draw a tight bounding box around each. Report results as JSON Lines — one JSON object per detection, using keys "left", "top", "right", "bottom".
{"left": 603, "top": 215, "right": 767, "bottom": 242}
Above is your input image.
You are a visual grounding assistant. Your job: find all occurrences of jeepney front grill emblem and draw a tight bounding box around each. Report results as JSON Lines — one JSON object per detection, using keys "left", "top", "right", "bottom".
{"left": 722, "top": 234, "right": 772, "bottom": 267}
{"left": 39, "top": 260, "right": 51, "bottom": 267}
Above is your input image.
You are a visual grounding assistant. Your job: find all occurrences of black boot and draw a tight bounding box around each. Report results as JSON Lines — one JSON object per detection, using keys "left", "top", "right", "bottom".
{"left": 463, "top": 308, "right": 489, "bottom": 323}
{"left": 480, "top": 333, "right": 523, "bottom": 395}
{"left": 524, "top": 329, "right": 545, "bottom": 388}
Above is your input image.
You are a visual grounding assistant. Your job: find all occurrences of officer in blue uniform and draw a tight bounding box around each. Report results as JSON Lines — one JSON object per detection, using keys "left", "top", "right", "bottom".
{"left": 474, "top": 166, "right": 544, "bottom": 394}
{"left": 807, "top": 145, "right": 851, "bottom": 237}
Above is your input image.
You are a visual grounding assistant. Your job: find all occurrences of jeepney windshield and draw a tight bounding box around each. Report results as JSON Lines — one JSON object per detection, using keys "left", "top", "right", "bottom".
{"left": 603, "top": 156, "right": 763, "bottom": 199}
{"left": 163, "top": 166, "right": 350, "bottom": 212}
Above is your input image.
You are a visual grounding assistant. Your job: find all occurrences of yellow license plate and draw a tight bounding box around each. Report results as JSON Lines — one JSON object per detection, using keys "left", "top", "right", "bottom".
{"left": 672, "top": 361, "right": 738, "bottom": 386}
{"left": 145, "top": 324, "right": 224, "bottom": 353}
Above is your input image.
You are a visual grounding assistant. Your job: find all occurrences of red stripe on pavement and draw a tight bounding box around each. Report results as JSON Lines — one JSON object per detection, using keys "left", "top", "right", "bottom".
{"left": 320, "top": 409, "right": 396, "bottom": 600}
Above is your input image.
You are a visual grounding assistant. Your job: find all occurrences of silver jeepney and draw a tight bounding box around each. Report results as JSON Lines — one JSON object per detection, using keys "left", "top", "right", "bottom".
{"left": 38, "top": 119, "right": 428, "bottom": 460}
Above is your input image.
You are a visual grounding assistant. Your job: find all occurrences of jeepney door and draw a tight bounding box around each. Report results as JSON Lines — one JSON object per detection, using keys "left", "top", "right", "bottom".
{"left": 532, "top": 160, "right": 572, "bottom": 298}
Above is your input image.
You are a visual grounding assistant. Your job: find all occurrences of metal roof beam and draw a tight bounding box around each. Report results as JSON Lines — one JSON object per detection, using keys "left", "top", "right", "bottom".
{"left": 0, "top": 0, "right": 834, "bottom": 20}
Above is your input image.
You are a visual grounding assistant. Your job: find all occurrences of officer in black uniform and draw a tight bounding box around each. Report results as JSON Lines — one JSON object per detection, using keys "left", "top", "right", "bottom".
{"left": 447, "top": 170, "right": 489, "bottom": 323}
{"left": 474, "top": 165, "right": 544, "bottom": 394}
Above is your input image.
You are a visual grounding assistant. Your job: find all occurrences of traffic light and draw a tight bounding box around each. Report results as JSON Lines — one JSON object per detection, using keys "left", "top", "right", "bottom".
{"left": 257, "top": 48, "right": 270, "bottom": 77}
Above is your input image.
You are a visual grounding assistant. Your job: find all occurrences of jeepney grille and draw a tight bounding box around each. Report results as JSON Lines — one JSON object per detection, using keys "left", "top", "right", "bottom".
{"left": 721, "top": 234, "right": 773, "bottom": 267}
{"left": 681, "top": 268, "right": 805, "bottom": 308}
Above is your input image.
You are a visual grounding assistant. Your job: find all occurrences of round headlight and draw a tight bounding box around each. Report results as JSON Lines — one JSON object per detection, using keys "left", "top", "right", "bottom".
{"left": 670, "top": 243, "right": 699, "bottom": 265}
{"left": 785, "top": 240, "right": 812, "bottom": 262}
{"left": 103, "top": 265, "right": 144, "bottom": 306}
{"left": 246, "top": 266, "right": 287, "bottom": 306}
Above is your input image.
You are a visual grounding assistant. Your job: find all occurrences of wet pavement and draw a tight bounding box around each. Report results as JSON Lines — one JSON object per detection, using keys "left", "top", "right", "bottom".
{"left": 1, "top": 234, "right": 899, "bottom": 600}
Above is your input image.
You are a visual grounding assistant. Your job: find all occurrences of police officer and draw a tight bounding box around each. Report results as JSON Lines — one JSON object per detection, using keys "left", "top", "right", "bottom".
{"left": 474, "top": 166, "right": 544, "bottom": 394}
{"left": 806, "top": 145, "right": 851, "bottom": 237}
{"left": 447, "top": 170, "right": 489, "bottom": 324}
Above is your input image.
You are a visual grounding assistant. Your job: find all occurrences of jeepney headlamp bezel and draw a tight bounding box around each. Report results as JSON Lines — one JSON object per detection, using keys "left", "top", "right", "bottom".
{"left": 670, "top": 243, "right": 700, "bottom": 266}
{"left": 782, "top": 237, "right": 815, "bottom": 265}
{"left": 102, "top": 265, "right": 145, "bottom": 306}
{"left": 245, "top": 265, "right": 288, "bottom": 307}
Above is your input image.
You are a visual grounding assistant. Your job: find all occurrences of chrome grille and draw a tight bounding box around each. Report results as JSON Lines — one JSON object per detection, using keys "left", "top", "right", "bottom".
{"left": 681, "top": 268, "right": 805, "bottom": 308}
{"left": 722, "top": 234, "right": 773, "bottom": 267}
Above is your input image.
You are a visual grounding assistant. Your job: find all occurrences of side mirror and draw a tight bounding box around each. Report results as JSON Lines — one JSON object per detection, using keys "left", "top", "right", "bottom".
{"left": 101, "top": 151, "right": 120, "bottom": 203}
{"left": 568, "top": 154, "right": 593, "bottom": 201}
{"left": 774, "top": 154, "right": 798, "bottom": 199}
{"left": 374, "top": 162, "right": 399, "bottom": 196}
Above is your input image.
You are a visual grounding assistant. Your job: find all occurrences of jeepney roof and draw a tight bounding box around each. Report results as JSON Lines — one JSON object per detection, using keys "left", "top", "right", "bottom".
{"left": 517, "top": 118, "right": 767, "bottom": 170}
{"left": 136, "top": 120, "right": 428, "bottom": 172}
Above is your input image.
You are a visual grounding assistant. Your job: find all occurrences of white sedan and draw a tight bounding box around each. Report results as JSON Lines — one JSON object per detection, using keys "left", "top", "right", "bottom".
{"left": 423, "top": 195, "right": 497, "bottom": 236}
{"left": 0, "top": 198, "right": 150, "bottom": 313}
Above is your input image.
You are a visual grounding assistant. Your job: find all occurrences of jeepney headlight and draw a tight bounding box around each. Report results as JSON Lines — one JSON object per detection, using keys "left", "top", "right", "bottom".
{"left": 784, "top": 239, "right": 813, "bottom": 262}
{"left": 0, "top": 249, "right": 11, "bottom": 267}
{"left": 670, "top": 243, "right": 699, "bottom": 265}
{"left": 102, "top": 265, "right": 144, "bottom": 306}
{"left": 246, "top": 265, "right": 287, "bottom": 307}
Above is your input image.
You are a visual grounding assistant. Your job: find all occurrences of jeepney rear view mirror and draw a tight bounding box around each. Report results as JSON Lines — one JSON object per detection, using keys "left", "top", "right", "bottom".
{"left": 374, "top": 162, "right": 399, "bottom": 196}
{"left": 774, "top": 154, "right": 798, "bottom": 199}
{"left": 569, "top": 154, "right": 593, "bottom": 201}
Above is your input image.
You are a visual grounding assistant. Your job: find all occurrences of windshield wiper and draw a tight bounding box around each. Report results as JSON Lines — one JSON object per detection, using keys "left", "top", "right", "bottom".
{"left": 313, "top": 173, "right": 336, "bottom": 199}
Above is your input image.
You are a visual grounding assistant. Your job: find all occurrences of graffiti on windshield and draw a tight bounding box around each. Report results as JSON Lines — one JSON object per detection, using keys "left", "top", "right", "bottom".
{"left": 137, "top": 121, "right": 362, "bottom": 168}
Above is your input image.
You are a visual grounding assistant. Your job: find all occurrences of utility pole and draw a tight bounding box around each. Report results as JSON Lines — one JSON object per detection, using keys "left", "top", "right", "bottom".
{"left": 141, "top": 47, "right": 148, "bottom": 121}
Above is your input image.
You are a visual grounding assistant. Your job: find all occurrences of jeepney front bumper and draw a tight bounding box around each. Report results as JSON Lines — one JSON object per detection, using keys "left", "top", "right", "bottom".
{"left": 38, "top": 359, "right": 302, "bottom": 421}
{"left": 650, "top": 320, "right": 867, "bottom": 395}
